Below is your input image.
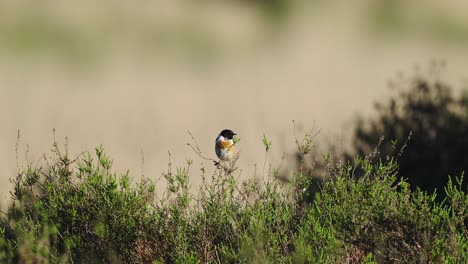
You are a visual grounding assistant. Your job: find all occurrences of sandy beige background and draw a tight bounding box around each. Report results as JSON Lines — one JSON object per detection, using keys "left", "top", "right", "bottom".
{"left": 1, "top": 1, "right": 468, "bottom": 207}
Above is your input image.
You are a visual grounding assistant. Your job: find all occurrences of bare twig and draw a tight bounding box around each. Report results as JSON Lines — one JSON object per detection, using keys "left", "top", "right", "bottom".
{"left": 15, "top": 130, "right": 20, "bottom": 175}
{"left": 167, "top": 151, "right": 172, "bottom": 175}
{"left": 65, "top": 136, "right": 69, "bottom": 157}
{"left": 278, "top": 152, "right": 286, "bottom": 173}
{"left": 396, "top": 130, "right": 412, "bottom": 161}
{"left": 25, "top": 144, "right": 30, "bottom": 162}
{"left": 0, "top": 209, "right": 8, "bottom": 217}
{"left": 69, "top": 151, "right": 86, "bottom": 164}
{"left": 262, "top": 152, "right": 268, "bottom": 182}
{"left": 369, "top": 136, "right": 385, "bottom": 162}
{"left": 262, "top": 156, "right": 268, "bottom": 178}
{"left": 293, "top": 120, "right": 299, "bottom": 148}
{"left": 52, "top": 128, "right": 56, "bottom": 145}
{"left": 140, "top": 149, "right": 145, "bottom": 177}
{"left": 233, "top": 171, "right": 251, "bottom": 207}
{"left": 187, "top": 130, "right": 202, "bottom": 153}
{"left": 187, "top": 130, "right": 218, "bottom": 164}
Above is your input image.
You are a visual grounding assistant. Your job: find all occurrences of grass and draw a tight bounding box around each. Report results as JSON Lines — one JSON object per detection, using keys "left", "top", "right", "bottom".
{"left": 0, "top": 130, "right": 466, "bottom": 263}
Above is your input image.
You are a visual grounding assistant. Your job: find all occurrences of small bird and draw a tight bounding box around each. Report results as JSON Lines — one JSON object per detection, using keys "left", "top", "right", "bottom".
{"left": 215, "top": 129, "right": 237, "bottom": 163}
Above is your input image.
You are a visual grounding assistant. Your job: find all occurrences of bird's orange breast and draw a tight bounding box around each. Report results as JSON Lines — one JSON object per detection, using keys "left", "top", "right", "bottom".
{"left": 216, "top": 140, "right": 233, "bottom": 150}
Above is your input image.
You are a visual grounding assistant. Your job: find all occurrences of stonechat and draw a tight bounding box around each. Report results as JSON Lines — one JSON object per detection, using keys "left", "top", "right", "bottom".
{"left": 215, "top": 129, "right": 237, "bottom": 163}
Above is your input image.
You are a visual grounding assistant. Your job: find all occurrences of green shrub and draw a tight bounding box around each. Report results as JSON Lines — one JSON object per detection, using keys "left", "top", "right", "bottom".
{"left": 352, "top": 63, "right": 468, "bottom": 199}
{"left": 302, "top": 156, "right": 466, "bottom": 263}
{"left": 2, "top": 144, "right": 158, "bottom": 263}
{"left": 0, "top": 139, "right": 466, "bottom": 263}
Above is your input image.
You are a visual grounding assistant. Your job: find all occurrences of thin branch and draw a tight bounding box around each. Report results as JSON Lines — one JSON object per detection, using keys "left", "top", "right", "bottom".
{"left": 187, "top": 142, "right": 217, "bottom": 163}
{"left": 69, "top": 151, "right": 86, "bottom": 164}
{"left": 262, "top": 151, "right": 268, "bottom": 183}
{"left": 396, "top": 130, "right": 412, "bottom": 162}
{"left": 369, "top": 136, "right": 385, "bottom": 162}
{"left": 233, "top": 177, "right": 251, "bottom": 207}
{"left": 0, "top": 209, "right": 8, "bottom": 217}
{"left": 140, "top": 149, "right": 145, "bottom": 177}
{"left": 187, "top": 130, "right": 218, "bottom": 164}
{"left": 15, "top": 130, "right": 20, "bottom": 175}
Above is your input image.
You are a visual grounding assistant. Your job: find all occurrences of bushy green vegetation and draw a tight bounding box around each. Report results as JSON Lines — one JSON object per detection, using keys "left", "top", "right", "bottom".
{"left": 1, "top": 135, "right": 466, "bottom": 263}
{"left": 352, "top": 62, "right": 468, "bottom": 200}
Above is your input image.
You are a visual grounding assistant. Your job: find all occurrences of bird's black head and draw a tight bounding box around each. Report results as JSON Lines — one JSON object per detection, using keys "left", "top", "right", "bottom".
{"left": 220, "top": 129, "right": 236, "bottom": 140}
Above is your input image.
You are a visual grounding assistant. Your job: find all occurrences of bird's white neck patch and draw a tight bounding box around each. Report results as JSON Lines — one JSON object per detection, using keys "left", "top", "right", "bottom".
{"left": 216, "top": 135, "right": 225, "bottom": 143}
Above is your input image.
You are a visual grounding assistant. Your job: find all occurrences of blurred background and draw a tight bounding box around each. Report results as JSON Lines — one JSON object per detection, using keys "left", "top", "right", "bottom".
{"left": 1, "top": 0, "right": 468, "bottom": 205}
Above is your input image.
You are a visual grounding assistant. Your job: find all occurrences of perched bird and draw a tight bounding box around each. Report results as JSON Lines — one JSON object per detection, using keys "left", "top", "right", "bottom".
{"left": 215, "top": 129, "right": 237, "bottom": 163}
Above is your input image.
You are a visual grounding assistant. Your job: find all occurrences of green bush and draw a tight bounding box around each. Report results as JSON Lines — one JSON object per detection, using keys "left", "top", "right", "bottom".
{"left": 0, "top": 139, "right": 466, "bottom": 263}
{"left": 352, "top": 63, "right": 468, "bottom": 199}
{"left": 302, "top": 157, "right": 467, "bottom": 262}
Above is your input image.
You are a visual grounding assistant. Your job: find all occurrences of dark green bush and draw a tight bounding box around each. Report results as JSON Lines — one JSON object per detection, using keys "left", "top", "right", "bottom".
{"left": 0, "top": 139, "right": 466, "bottom": 263}
{"left": 302, "top": 157, "right": 467, "bottom": 263}
{"left": 352, "top": 63, "right": 468, "bottom": 199}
